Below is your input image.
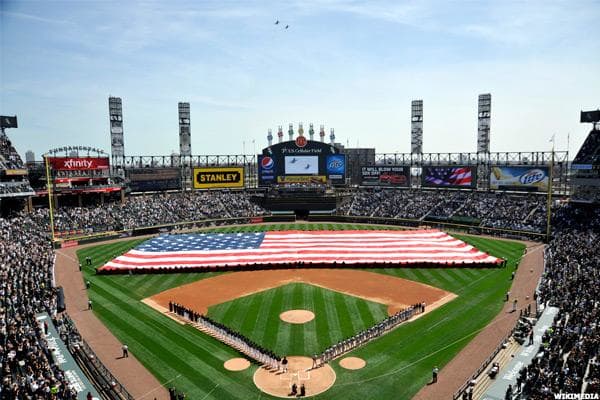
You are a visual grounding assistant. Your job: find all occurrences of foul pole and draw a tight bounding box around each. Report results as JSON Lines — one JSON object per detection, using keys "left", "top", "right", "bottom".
{"left": 44, "top": 154, "right": 56, "bottom": 242}
{"left": 545, "top": 141, "right": 555, "bottom": 242}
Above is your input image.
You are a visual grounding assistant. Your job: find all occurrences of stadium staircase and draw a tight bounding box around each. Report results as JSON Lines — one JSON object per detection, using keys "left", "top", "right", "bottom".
{"left": 525, "top": 205, "right": 540, "bottom": 223}
{"left": 471, "top": 338, "right": 521, "bottom": 400}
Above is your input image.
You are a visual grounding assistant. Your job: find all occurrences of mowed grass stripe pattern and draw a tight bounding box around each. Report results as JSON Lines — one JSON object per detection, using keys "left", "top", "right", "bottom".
{"left": 207, "top": 283, "right": 388, "bottom": 356}
{"left": 78, "top": 224, "right": 525, "bottom": 400}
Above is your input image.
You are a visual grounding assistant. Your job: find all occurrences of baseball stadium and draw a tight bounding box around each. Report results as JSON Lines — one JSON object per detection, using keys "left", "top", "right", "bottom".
{"left": 2, "top": 3, "right": 600, "bottom": 400}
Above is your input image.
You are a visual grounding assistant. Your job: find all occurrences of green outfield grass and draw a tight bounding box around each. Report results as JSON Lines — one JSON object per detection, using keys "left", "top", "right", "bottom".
{"left": 78, "top": 223, "right": 525, "bottom": 400}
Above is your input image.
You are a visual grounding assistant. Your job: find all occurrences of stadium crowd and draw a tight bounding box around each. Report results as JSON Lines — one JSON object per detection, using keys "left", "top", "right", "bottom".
{"left": 43, "top": 190, "right": 266, "bottom": 233}
{"left": 1, "top": 187, "right": 599, "bottom": 399}
{"left": 0, "top": 181, "right": 34, "bottom": 196}
{"left": 339, "top": 189, "right": 547, "bottom": 233}
{"left": 0, "top": 212, "right": 77, "bottom": 399}
{"left": 511, "top": 205, "right": 600, "bottom": 399}
{"left": 0, "top": 134, "right": 25, "bottom": 170}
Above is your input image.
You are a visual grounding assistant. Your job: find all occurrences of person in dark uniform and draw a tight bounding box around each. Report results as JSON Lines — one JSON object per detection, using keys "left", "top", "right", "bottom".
{"left": 288, "top": 383, "right": 297, "bottom": 396}
{"left": 282, "top": 356, "right": 288, "bottom": 372}
{"left": 432, "top": 366, "right": 439, "bottom": 383}
{"left": 298, "top": 383, "right": 305, "bottom": 397}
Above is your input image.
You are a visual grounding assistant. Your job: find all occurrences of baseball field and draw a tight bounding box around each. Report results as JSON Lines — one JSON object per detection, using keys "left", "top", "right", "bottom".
{"left": 77, "top": 223, "right": 525, "bottom": 399}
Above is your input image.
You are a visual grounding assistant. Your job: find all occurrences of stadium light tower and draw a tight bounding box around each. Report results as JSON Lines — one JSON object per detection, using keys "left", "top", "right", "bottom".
{"left": 477, "top": 94, "right": 492, "bottom": 153}
{"left": 108, "top": 97, "right": 125, "bottom": 168}
{"left": 298, "top": 122, "right": 304, "bottom": 137}
{"left": 477, "top": 94, "right": 492, "bottom": 190}
{"left": 319, "top": 125, "right": 325, "bottom": 142}
{"left": 277, "top": 126, "right": 283, "bottom": 143}
{"left": 178, "top": 102, "right": 191, "bottom": 156}
{"left": 411, "top": 100, "right": 423, "bottom": 154}
{"left": 288, "top": 123, "right": 294, "bottom": 141}
{"left": 267, "top": 128, "right": 273, "bottom": 146}
{"left": 309, "top": 123, "right": 315, "bottom": 141}
{"left": 329, "top": 128, "right": 335, "bottom": 145}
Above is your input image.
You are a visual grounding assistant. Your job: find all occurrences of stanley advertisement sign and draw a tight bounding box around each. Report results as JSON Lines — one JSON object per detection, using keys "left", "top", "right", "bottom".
{"left": 193, "top": 167, "right": 245, "bottom": 189}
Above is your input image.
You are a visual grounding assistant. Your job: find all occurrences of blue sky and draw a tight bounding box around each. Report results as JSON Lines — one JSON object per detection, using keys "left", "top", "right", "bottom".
{"left": 1, "top": 0, "right": 599, "bottom": 160}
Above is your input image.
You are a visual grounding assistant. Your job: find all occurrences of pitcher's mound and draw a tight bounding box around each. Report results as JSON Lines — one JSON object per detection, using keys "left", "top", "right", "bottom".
{"left": 280, "top": 310, "right": 315, "bottom": 324}
{"left": 339, "top": 357, "right": 366, "bottom": 370}
{"left": 224, "top": 358, "right": 250, "bottom": 371}
{"left": 254, "top": 356, "right": 335, "bottom": 398}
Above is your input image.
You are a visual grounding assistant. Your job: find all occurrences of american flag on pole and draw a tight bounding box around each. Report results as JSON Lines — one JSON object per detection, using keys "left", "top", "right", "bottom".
{"left": 99, "top": 229, "right": 501, "bottom": 272}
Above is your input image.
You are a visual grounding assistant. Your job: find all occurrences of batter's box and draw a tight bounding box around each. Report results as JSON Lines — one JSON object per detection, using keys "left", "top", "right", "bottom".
{"left": 279, "top": 370, "right": 310, "bottom": 381}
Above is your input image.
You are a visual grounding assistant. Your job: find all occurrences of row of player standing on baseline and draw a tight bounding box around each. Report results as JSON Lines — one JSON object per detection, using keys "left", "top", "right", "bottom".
{"left": 169, "top": 301, "right": 281, "bottom": 370}
{"left": 312, "top": 302, "right": 426, "bottom": 369}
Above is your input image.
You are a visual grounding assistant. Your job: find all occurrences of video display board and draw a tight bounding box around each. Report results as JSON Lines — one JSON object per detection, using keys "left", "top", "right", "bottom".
{"left": 285, "top": 156, "right": 319, "bottom": 174}
{"left": 422, "top": 166, "right": 475, "bottom": 188}
{"left": 258, "top": 138, "right": 345, "bottom": 186}
{"left": 490, "top": 166, "right": 549, "bottom": 192}
{"left": 127, "top": 168, "right": 181, "bottom": 192}
{"left": 193, "top": 167, "right": 244, "bottom": 189}
{"left": 360, "top": 166, "right": 409, "bottom": 186}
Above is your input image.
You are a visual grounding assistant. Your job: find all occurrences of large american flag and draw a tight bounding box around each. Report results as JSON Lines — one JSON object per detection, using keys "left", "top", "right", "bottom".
{"left": 99, "top": 229, "right": 501, "bottom": 272}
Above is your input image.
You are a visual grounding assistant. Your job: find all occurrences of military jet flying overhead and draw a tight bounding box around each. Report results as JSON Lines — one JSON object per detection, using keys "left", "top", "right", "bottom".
{"left": 275, "top": 20, "right": 279, "bottom": 25}
{"left": 285, "top": 25, "right": 289, "bottom": 29}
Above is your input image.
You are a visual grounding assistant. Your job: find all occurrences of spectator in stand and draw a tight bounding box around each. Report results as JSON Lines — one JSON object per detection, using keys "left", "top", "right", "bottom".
{"left": 0, "top": 212, "right": 77, "bottom": 399}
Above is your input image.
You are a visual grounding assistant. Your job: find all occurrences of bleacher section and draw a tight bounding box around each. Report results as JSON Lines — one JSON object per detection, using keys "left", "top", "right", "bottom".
{"left": 0, "top": 132, "right": 34, "bottom": 198}
{"left": 571, "top": 128, "right": 600, "bottom": 203}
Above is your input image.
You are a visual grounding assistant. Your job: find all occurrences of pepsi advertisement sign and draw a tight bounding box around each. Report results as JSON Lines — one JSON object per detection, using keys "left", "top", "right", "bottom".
{"left": 258, "top": 155, "right": 275, "bottom": 185}
{"left": 326, "top": 154, "right": 346, "bottom": 183}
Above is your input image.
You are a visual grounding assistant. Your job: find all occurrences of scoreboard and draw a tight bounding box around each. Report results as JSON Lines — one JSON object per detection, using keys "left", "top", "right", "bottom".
{"left": 258, "top": 137, "right": 345, "bottom": 186}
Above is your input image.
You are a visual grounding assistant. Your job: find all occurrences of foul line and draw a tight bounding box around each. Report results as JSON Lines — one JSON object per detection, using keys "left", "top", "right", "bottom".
{"left": 138, "top": 374, "right": 182, "bottom": 399}
{"left": 200, "top": 384, "right": 220, "bottom": 400}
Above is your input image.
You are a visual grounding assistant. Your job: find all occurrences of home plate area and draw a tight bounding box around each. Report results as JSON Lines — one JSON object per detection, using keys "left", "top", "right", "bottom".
{"left": 253, "top": 356, "right": 336, "bottom": 398}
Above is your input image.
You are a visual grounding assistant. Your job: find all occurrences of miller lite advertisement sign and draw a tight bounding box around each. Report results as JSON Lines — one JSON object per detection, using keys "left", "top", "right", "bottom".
{"left": 48, "top": 157, "right": 110, "bottom": 171}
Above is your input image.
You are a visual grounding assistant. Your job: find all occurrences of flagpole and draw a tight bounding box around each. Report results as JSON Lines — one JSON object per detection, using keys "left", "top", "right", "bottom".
{"left": 545, "top": 137, "right": 555, "bottom": 242}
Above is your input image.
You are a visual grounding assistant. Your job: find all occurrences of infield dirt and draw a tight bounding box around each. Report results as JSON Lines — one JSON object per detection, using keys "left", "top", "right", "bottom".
{"left": 146, "top": 268, "right": 456, "bottom": 317}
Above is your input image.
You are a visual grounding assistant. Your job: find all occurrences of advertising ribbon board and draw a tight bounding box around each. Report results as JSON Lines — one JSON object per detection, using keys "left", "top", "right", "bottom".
{"left": 193, "top": 167, "right": 245, "bottom": 189}
{"left": 490, "top": 166, "right": 549, "bottom": 192}
{"left": 35, "top": 313, "right": 101, "bottom": 399}
{"left": 276, "top": 175, "right": 327, "bottom": 184}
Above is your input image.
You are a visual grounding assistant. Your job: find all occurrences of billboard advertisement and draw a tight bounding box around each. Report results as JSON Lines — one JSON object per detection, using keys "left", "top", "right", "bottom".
{"left": 490, "top": 166, "right": 549, "bottom": 192}
{"left": 422, "top": 166, "right": 475, "bottom": 188}
{"left": 193, "top": 167, "right": 244, "bottom": 189}
{"left": 48, "top": 157, "right": 110, "bottom": 171}
{"left": 326, "top": 154, "right": 346, "bottom": 182}
{"left": 127, "top": 168, "right": 181, "bottom": 192}
{"left": 258, "top": 155, "right": 276, "bottom": 185}
{"left": 360, "top": 166, "right": 409, "bottom": 186}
